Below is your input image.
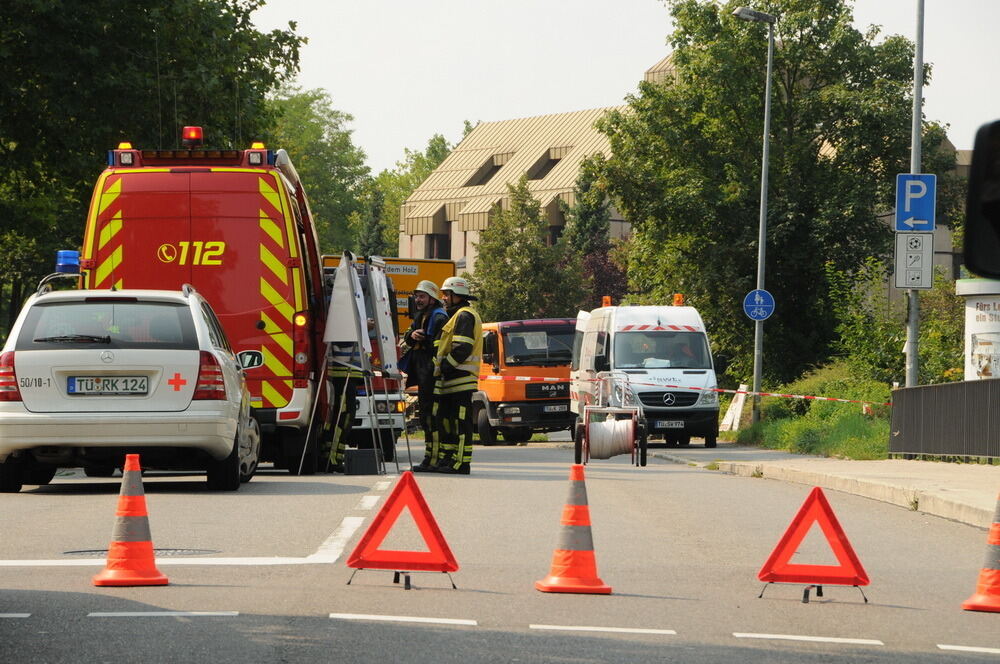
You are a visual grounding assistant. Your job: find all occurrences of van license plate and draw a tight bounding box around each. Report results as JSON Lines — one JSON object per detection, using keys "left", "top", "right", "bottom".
{"left": 68, "top": 376, "right": 148, "bottom": 395}
{"left": 543, "top": 404, "right": 568, "bottom": 412}
{"left": 656, "top": 420, "right": 684, "bottom": 429}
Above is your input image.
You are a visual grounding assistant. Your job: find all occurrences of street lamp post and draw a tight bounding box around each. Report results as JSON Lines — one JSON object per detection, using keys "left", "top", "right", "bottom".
{"left": 733, "top": 6, "right": 776, "bottom": 425}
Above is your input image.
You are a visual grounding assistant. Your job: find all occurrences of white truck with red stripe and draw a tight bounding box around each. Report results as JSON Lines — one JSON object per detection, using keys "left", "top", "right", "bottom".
{"left": 570, "top": 305, "right": 720, "bottom": 448}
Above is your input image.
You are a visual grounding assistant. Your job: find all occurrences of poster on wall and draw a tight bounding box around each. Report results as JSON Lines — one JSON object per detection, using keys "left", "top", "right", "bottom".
{"left": 367, "top": 256, "right": 399, "bottom": 376}
{"left": 957, "top": 279, "right": 1000, "bottom": 380}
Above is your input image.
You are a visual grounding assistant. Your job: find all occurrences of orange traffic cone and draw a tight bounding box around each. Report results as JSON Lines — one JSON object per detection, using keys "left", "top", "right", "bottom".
{"left": 92, "top": 454, "right": 168, "bottom": 587}
{"left": 962, "top": 492, "right": 1000, "bottom": 612}
{"left": 535, "top": 464, "right": 611, "bottom": 594}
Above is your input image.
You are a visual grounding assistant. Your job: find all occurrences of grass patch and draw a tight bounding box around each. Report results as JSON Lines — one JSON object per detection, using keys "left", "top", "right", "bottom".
{"left": 704, "top": 461, "right": 720, "bottom": 471}
{"left": 735, "top": 360, "right": 890, "bottom": 460}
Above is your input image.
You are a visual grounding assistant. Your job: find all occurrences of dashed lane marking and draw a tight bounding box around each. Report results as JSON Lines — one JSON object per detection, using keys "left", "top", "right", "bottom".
{"left": 0, "top": 614, "right": 30, "bottom": 618}
{"left": 305, "top": 516, "right": 367, "bottom": 563}
{"left": 733, "top": 633, "right": 884, "bottom": 646}
{"left": 356, "top": 495, "right": 381, "bottom": 510}
{"left": 330, "top": 613, "right": 477, "bottom": 626}
{"left": 938, "top": 645, "right": 1000, "bottom": 655}
{"left": 530, "top": 624, "right": 676, "bottom": 635}
{"left": 88, "top": 612, "right": 239, "bottom": 618}
{"left": 373, "top": 480, "right": 392, "bottom": 491}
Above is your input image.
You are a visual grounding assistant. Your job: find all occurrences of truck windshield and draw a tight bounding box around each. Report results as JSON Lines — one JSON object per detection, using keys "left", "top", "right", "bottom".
{"left": 502, "top": 327, "right": 574, "bottom": 366}
{"left": 613, "top": 331, "right": 711, "bottom": 370}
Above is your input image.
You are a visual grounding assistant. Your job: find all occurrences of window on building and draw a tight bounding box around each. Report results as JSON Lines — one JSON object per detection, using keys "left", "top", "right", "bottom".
{"left": 465, "top": 153, "right": 513, "bottom": 187}
{"left": 426, "top": 234, "right": 450, "bottom": 259}
{"left": 527, "top": 147, "right": 571, "bottom": 180}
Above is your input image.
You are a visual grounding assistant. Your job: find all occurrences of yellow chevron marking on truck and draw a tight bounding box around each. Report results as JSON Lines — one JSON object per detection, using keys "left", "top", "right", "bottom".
{"left": 97, "top": 178, "right": 122, "bottom": 217}
{"left": 260, "top": 380, "right": 291, "bottom": 408}
{"left": 260, "top": 311, "right": 283, "bottom": 335}
{"left": 259, "top": 213, "right": 284, "bottom": 248}
{"left": 95, "top": 246, "right": 123, "bottom": 286}
{"left": 258, "top": 177, "right": 282, "bottom": 216}
{"left": 259, "top": 278, "right": 294, "bottom": 322}
{"left": 261, "top": 346, "right": 292, "bottom": 376}
{"left": 98, "top": 213, "right": 122, "bottom": 250}
{"left": 260, "top": 244, "right": 288, "bottom": 286}
{"left": 270, "top": 331, "right": 293, "bottom": 358}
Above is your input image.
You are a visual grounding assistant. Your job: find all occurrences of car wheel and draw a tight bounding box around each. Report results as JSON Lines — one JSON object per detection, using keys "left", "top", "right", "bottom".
{"left": 25, "top": 465, "right": 57, "bottom": 486}
{"left": 476, "top": 408, "right": 496, "bottom": 446}
{"left": 378, "top": 429, "right": 397, "bottom": 462}
{"left": 84, "top": 465, "right": 116, "bottom": 478}
{"left": 207, "top": 439, "right": 241, "bottom": 491}
{"left": 0, "top": 459, "right": 24, "bottom": 493}
{"left": 240, "top": 417, "right": 261, "bottom": 483}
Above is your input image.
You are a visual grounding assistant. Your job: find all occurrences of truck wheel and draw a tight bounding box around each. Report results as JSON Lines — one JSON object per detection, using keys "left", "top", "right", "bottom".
{"left": 378, "top": 429, "right": 397, "bottom": 462}
{"left": 677, "top": 435, "right": 691, "bottom": 447}
{"left": 25, "top": 465, "right": 57, "bottom": 486}
{"left": 84, "top": 465, "right": 116, "bottom": 478}
{"left": 477, "top": 408, "right": 497, "bottom": 446}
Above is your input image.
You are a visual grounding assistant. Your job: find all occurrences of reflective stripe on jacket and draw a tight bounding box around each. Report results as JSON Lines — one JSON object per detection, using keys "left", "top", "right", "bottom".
{"left": 434, "top": 305, "right": 483, "bottom": 394}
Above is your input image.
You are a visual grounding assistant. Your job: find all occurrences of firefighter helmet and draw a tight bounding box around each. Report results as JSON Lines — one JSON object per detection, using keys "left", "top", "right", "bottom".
{"left": 441, "top": 276, "right": 476, "bottom": 300}
{"left": 414, "top": 279, "right": 440, "bottom": 301}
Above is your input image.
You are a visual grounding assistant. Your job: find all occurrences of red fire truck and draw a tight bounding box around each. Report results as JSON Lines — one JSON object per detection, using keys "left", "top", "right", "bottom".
{"left": 79, "top": 127, "right": 330, "bottom": 473}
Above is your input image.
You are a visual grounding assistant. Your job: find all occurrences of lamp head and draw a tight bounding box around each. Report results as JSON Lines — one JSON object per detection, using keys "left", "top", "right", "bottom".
{"left": 733, "top": 6, "right": 776, "bottom": 23}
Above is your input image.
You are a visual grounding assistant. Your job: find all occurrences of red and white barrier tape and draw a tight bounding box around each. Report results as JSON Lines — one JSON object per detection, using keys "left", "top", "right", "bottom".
{"left": 477, "top": 374, "right": 891, "bottom": 407}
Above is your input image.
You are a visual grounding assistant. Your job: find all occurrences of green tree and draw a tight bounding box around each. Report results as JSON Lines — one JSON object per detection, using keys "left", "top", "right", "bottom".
{"left": 470, "top": 176, "right": 587, "bottom": 321}
{"left": 373, "top": 134, "right": 454, "bottom": 253}
{"left": 354, "top": 185, "right": 389, "bottom": 257}
{"left": 0, "top": 0, "right": 303, "bottom": 331}
{"left": 597, "top": 0, "right": 957, "bottom": 384}
{"left": 561, "top": 156, "right": 628, "bottom": 309}
{"left": 266, "top": 85, "right": 370, "bottom": 252}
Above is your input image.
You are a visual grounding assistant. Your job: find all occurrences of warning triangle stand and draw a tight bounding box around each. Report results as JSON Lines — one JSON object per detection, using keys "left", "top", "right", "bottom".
{"left": 757, "top": 486, "right": 870, "bottom": 604}
{"left": 346, "top": 471, "right": 458, "bottom": 590}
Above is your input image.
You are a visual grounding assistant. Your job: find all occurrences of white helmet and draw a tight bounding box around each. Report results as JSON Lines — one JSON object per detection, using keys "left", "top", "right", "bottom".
{"left": 414, "top": 280, "right": 440, "bottom": 300}
{"left": 441, "top": 276, "right": 476, "bottom": 300}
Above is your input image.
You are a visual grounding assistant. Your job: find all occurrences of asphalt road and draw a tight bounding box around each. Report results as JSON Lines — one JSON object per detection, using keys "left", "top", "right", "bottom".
{"left": 1, "top": 444, "right": 997, "bottom": 663}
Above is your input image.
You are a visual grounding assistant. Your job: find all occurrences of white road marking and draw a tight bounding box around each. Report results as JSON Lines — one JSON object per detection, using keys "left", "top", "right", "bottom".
{"left": 88, "top": 611, "right": 238, "bottom": 618}
{"left": 356, "top": 495, "right": 381, "bottom": 510}
{"left": 733, "top": 633, "right": 884, "bottom": 646}
{"left": 330, "top": 613, "right": 476, "bottom": 626}
{"left": 0, "top": 557, "right": 320, "bottom": 567}
{"left": 0, "top": 614, "right": 30, "bottom": 618}
{"left": 304, "top": 516, "right": 367, "bottom": 563}
{"left": 530, "top": 624, "right": 676, "bottom": 635}
{"left": 938, "top": 644, "right": 1000, "bottom": 655}
{"left": 373, "top": 480, "right": 392, "bottom": 491}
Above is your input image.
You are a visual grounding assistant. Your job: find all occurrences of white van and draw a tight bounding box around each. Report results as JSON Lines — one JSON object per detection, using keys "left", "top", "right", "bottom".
{"left": 570, "top": 305, "right": 720, "bottom": 447}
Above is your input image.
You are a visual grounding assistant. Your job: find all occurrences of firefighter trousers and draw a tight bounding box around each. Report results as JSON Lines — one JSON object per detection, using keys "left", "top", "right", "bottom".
{"left": 323, "top": 376, "right": 360, "bottom": 467}
{"left": 433, "top": 389, "right": 473, "bottom": 470}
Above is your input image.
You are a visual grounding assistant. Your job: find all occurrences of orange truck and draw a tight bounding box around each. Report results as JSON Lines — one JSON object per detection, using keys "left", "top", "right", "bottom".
{"left": 79, "top": 127, "right": 330, "bottom": 474}
{"left": 474, "top": 318, "right": 576, "bottom": 444}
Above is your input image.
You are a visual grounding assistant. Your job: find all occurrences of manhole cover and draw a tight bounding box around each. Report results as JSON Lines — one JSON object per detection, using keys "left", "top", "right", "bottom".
{"left": 64, "top": 548, "right": 220, "bottom": 557}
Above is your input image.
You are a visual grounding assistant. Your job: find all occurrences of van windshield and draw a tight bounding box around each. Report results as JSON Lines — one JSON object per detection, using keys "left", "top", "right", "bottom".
{"left": 502, "top": 327, "right": 574, "bottom": 366}
{"left": 613, "top": 331, "right": 711, "bottom": 370}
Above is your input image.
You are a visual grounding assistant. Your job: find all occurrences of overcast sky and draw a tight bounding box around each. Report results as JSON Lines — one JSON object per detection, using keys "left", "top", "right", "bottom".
{"left": 252, "top": 1, "right": 1000, "bottom": 175}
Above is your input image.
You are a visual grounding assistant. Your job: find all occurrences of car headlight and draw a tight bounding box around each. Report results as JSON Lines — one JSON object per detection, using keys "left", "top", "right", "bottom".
{"left": 699, "top": 389, "right": 719, "bottom": 406}
{"left": 375, "top": 401, "right": 388, "bottom": 413}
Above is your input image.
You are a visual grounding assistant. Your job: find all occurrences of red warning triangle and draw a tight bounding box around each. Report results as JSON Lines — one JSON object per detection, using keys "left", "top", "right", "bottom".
{"left": 346, "top": 471, "right": 458, "bottom": 572}
{"left": 758, "top": 486, "right": 869, "bottom": 586}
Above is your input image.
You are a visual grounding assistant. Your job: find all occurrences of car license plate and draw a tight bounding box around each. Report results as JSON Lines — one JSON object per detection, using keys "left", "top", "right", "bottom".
{"left": 543, "top": 404, "right": 568, "bottom": 413}
{"left": 68, "top": 376, "right": 148, "bottom": 395}
{"left": 656, "top": 420, "right": 684, "bottom": 429}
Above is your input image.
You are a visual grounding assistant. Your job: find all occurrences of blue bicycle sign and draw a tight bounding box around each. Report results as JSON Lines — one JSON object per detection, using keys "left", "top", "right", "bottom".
{"left": 743, "top": 289, "right": 775, "bottom": 321}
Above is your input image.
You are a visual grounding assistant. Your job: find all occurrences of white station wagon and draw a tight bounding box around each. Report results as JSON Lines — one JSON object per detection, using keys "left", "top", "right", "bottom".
{"left": 0, "top": 285, "right": 259, "bottom": 492}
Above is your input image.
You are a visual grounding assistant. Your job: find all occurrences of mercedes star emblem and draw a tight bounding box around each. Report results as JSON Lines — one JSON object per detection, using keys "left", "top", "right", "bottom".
{"left": 100, "top": 351, "right": 115, "bottom": 363}
{"left": 662, "top": 392, "right": 676, "bottom": 406}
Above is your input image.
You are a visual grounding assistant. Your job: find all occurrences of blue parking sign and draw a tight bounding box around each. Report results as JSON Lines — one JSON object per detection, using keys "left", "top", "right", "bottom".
{"left": 895, "top": 174, "right": 936, "bottom": 232}
{"left": 743, "top": 289, "right": 775, "bottom": 321}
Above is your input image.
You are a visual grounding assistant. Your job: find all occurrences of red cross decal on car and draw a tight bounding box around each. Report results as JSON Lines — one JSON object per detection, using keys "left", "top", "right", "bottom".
{"left": 167, "top": 373, "right": 187, "bottom": 391}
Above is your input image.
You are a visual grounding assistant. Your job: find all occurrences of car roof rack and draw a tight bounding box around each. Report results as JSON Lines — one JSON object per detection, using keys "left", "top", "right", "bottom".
{"left": 36, "top": 273, "right": 79, "bottom": 295}
{"left": 181, "top": 283, "right": 197, "bottom": 297}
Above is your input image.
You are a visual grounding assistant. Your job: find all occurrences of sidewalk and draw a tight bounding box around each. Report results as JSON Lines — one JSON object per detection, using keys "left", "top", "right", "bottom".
{"left": 652, "top": 443, "right": 1000, "bottom": 529}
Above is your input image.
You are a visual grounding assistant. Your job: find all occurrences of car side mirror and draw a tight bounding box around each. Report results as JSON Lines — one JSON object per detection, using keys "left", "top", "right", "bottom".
{"left": 595, "top": 353, "right": 610, "bottom": 373}
{"left": 964, "top": 119, "right": 1000, "bottom": 278}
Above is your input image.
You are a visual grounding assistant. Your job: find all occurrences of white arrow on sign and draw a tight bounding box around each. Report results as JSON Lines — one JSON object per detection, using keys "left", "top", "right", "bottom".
{"left": 899, "top": 217, "right": 929, "bottom": 229}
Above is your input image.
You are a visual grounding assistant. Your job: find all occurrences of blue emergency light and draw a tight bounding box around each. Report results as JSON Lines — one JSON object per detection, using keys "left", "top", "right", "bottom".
{"left": 55, "top": 250, "right": 80, "bottom": 274}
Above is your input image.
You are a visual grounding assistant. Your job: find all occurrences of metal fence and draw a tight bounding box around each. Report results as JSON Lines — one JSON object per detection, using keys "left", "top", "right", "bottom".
{"left": 890, "top": 378, "right": 1000, "bottom": 458}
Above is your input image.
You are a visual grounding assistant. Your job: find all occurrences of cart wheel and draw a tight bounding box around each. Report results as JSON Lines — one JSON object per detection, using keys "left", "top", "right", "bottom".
{"left": 636, "top": 422, "right": 648, "bottom": 467}
{"left": 574, "top": 422, "right": 585, "bottom": 464}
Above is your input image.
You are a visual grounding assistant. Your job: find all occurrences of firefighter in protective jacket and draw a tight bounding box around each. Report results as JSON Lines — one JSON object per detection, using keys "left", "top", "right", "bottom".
{"left": 404, "top": 280, "right": 448, "bottom": 471}
{"left": 432, "top": 276, "right": 483, "bottom": 474}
